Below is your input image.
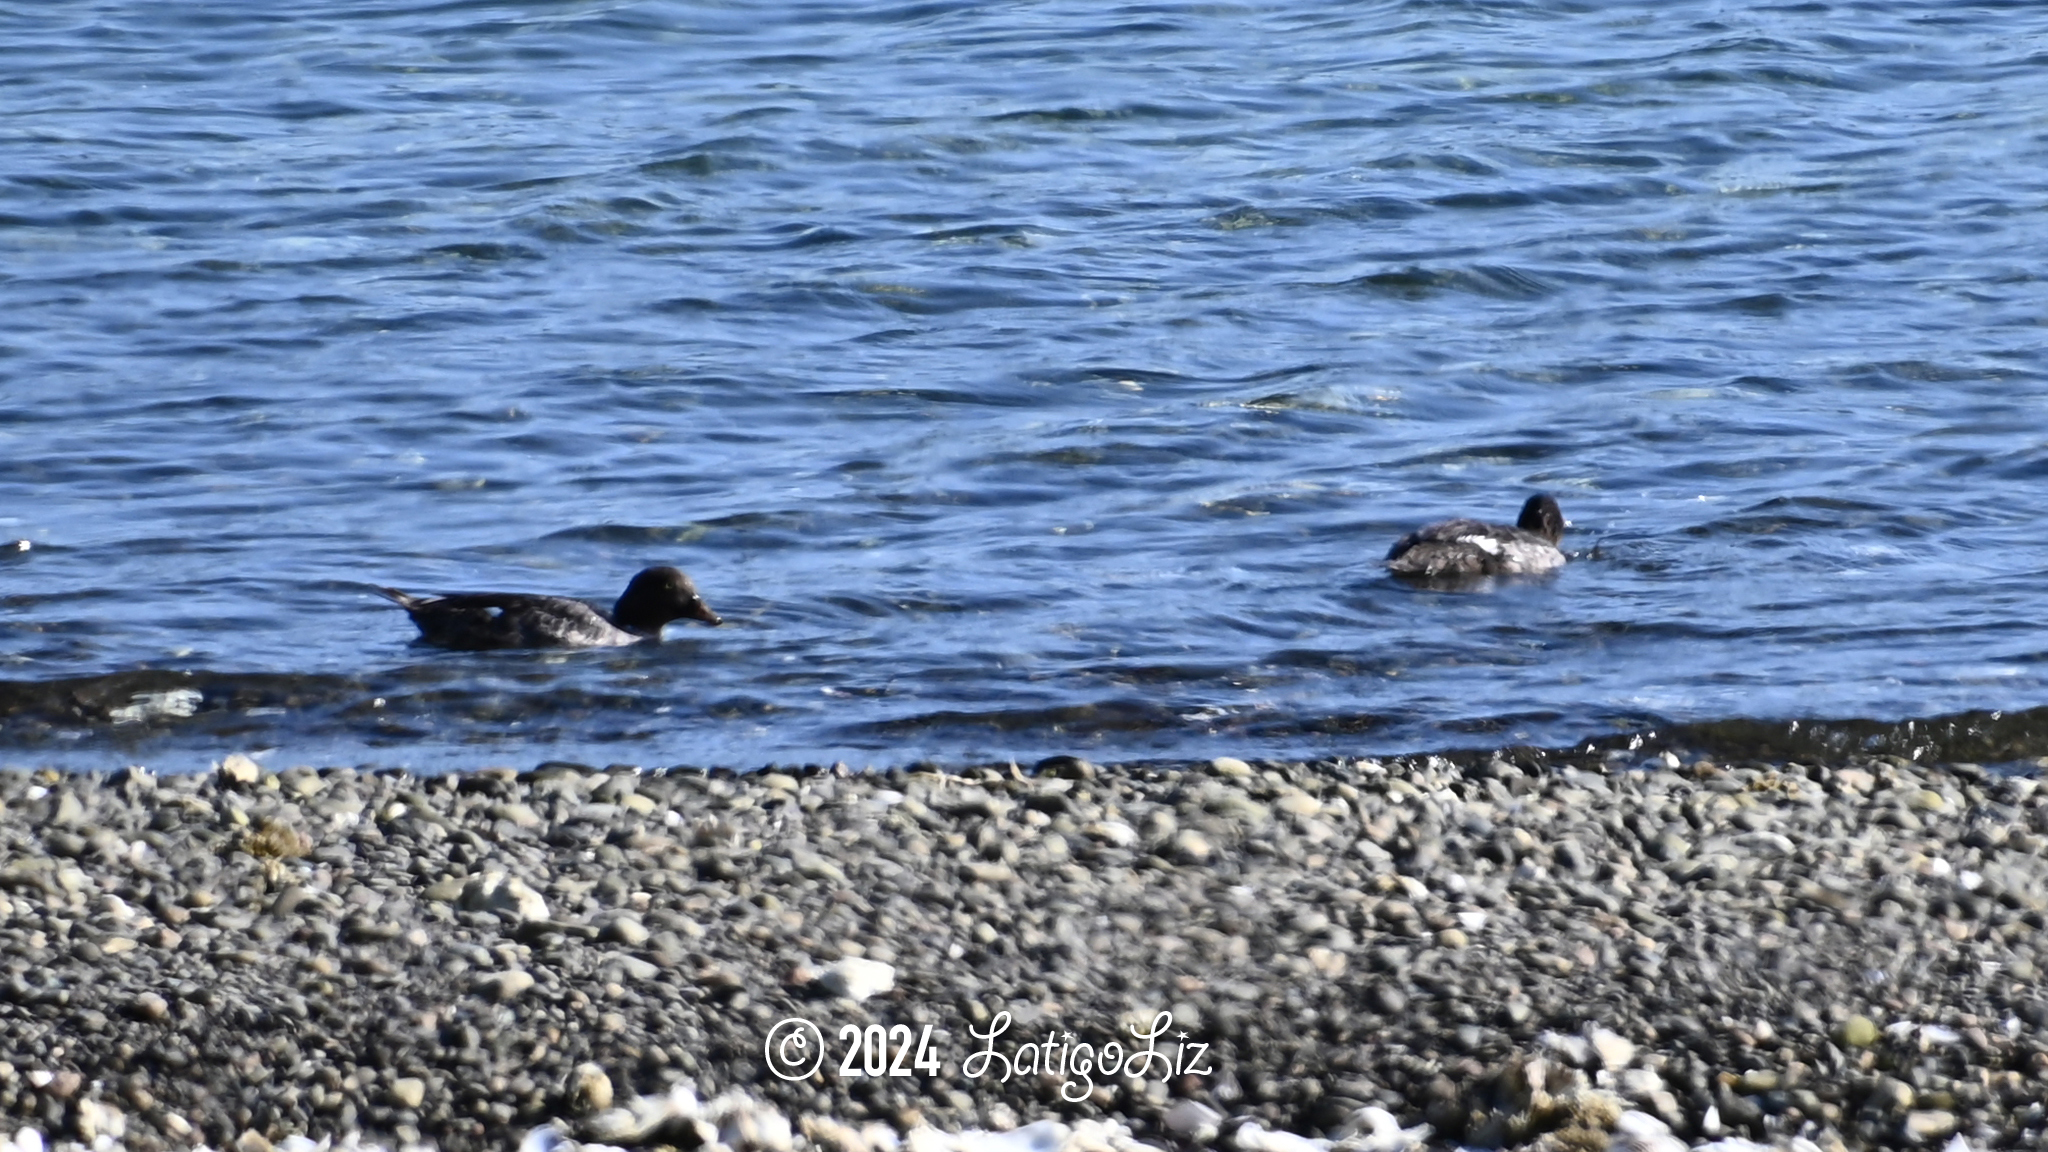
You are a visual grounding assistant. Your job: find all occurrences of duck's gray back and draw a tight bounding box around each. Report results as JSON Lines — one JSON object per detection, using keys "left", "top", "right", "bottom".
{"left": 390, "top": 591, "right": 643, "bottom": 650}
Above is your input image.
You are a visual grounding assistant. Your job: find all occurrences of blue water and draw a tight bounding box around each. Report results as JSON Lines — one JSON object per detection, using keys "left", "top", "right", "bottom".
{"left": 4, "top": 1, "right": 2048, "bottom": 772}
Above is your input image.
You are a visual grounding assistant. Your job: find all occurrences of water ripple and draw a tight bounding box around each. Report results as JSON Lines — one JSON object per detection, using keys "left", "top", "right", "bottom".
{"left": 3, "top": 0, "right": 2047, "bottom": 770}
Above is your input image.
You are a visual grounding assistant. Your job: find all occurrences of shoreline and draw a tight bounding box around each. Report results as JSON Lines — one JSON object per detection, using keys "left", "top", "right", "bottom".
{"left": 15, "top": 664, "right": 2048, "bottom": 779}
{"left": 1, "top": 751, "right": 2044, "bottom": 1151}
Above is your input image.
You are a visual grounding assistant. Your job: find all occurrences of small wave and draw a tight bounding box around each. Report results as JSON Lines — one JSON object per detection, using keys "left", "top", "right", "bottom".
{"left": 1339, "top": 264, "right": 1554, "bottom": 300}
{"left": 852, "top": 698, "right": 1183, "bottom": 738}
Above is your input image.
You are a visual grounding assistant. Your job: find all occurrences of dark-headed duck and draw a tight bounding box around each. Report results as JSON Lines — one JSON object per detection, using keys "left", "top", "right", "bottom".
{"left": 378, "top": 566, "right": 721, "bottom": 650}
{"left": 1386, "top": 494, "right": 1567, "bottom": 580}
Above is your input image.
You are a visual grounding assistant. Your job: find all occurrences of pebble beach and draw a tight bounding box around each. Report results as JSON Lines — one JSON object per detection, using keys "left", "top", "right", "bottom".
{"left": 2, "top": 751, "right": 2045, "bottom": 1152}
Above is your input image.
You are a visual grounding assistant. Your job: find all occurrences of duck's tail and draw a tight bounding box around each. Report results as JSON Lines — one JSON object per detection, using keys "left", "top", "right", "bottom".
{"left": 375, "top": 586, "right": 425, "bottom": 609}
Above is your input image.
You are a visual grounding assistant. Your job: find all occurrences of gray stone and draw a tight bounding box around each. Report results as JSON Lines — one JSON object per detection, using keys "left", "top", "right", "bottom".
{"left": 391, "top": 1077, "right": 426, "bottom": 1109}
{"left": 569, "top": 1063, "right": 613, "bottom": 1113}
{"left": 1903, "top": 1110, "right": 1956, "bottom": 1140}
{"left": 600, "top": 916, "right": 650, "bottom": 946}
{"left": 1588, "top": 1025, "right": 1635, "bottom": 1070}
{"left": 218, "top": 754, "right": 262, "bottom": 786}
{"left": 131, "top": 992, "right": 170, "bottom": 1022}
{"left": 1172, "top": 828, "right": 1214, "bottom": 864}
{"left": 461, "top": 871, "right": 550, "bottom": 922}
{"left": 474, "top": 969, "right": 537, "bottom": 1001}
{"left": 488, "top": 802, "right": 544, "bottom": 828}
{"left": 1162, "top": 1099, "right": 1222, "bottom": 1143}
{"left": 1649, "top": 831, "right": 1691, "bottom": 862}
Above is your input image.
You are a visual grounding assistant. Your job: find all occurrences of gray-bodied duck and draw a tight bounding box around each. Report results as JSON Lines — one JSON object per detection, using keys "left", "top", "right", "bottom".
{"left": 1386, "top": 494, "right": 1567, "bottom": 580}
{"left": 378, "top": 566, "right": 721, "bottom": 650}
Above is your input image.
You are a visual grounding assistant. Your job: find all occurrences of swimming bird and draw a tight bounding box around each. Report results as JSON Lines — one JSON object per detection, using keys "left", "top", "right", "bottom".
{"left": 1385, "top": 494, "right": 1567, "bottom": 580}
{"left": 377, "top": 566, "right": 722, "bottom": 650}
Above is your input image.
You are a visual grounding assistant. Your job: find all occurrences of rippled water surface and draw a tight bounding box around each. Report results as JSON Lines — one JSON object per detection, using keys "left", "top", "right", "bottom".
{"left": 5, "top": 0, "right": 2048, "bottom": 772}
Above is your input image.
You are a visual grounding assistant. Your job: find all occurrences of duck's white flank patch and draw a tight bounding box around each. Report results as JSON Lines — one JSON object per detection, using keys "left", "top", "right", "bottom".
{"left": 1498, "top": 540, "right": 1566, "bottom": 572}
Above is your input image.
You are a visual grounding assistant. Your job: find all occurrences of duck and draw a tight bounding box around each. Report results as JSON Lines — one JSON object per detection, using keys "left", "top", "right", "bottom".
{"left": 1386, "top": 494, "right": 1567, "bottom": 580}
{"left": 377, "top": 566, "right": 722, "bottom": 650}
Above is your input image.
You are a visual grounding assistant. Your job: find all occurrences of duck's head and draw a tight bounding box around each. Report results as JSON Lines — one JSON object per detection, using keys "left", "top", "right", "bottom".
{"left": 615, "top": 566, "right": 723, "bottom": 631}
{"left": 1517, "top": 494, "right": 1566, "bottom": 544}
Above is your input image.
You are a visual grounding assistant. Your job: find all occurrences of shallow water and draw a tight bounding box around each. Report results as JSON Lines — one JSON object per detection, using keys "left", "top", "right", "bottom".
{"left": 5, "top": 1, "right": 2048, "bottom": 772}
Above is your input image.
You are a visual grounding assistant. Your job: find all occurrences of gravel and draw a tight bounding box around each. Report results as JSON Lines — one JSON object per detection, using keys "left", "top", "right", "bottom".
{"left": 0, "top": 751, "right": 2045, "bottom": 1152}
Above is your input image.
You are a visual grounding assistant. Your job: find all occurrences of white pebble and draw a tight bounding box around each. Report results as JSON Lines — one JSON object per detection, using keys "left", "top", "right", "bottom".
{"left": 1233, "top": 1120, "right": 1328, "bottom": 1152}
{"left": 819, "top": 957, "right": 896, "bottom": 1002}
{"left": 1609, "top": 1111, "right": 1687, "bottom": 1152}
